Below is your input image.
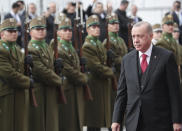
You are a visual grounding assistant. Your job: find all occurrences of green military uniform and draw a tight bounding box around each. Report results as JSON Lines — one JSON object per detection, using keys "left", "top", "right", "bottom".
{"left": 103, "top": 13, "right": 128, "bottom": 124}
{"left": 82, "top": 15, "right": 114, "bottom": 129}
{"left": 50, "top": 17, "right": 87, "bottom": 131}
{"left": 0, "top": 18, "right": 30, "bottom": 131}
{"left": 28, "top": 17, "right": 62, "bottom": 131}
{"left": 156, "top": 15, "right": 180, "bottom": 65}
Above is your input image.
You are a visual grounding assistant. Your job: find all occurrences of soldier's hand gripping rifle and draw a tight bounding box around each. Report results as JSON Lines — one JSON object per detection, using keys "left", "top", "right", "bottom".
{"left": 53, "top": 16, "right": 67, "bottom": 104}
{"left": 24, "top": 6, "right": 38, "bottom": 107}
{"left": 74, "top": 3, "right": 93, "bottom": 101}
{"left": 105, "top": 16, "right": 117, "bottom": 91}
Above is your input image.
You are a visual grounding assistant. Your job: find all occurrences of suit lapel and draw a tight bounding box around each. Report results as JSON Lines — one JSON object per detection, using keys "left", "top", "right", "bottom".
{"left": 142, "top": 46, "right": 160, "bottom": 92}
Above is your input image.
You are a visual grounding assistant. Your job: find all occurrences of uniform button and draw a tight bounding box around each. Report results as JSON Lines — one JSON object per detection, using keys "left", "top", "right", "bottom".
{"left": 46, "top": 60, "right": 48, "bottom": 62}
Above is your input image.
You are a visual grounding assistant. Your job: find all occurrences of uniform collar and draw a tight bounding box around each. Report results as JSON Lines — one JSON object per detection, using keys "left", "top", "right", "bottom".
{"left": 109, "top": 32, "right": 118, "bottom": 38}
{"left": 31, "top": 39, "right": 46, "bottom": 48}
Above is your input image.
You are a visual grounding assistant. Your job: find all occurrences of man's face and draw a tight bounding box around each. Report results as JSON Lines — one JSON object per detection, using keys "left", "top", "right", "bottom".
{"left": 163, "top": 23, "right": 174, "bottom": 33}
{"left": 87, "top": 25, "right": 100, "bottom": 37}
{"left": 29, "top": 4, "right": 36, "bottom": 14}
{"left": 94, "top": 3, "right": 104, "bottom": 14}
{"left": 30, "top": 28, "right": 46, "bottom": 41}
{"left": 153, "top": 31, "right": 162, "bottom": 40}
{"left": 49, "top": 3, "right": 56, "bottom": 14}
{"left": 108, "top": 23, "right": 119, "bottom": 33}
{"left": 1, "top": 30, "right": 18, "bottom": 42}
{"left": 132, "top": 25, "right": 153, "bottom": 53}
{"left": 57, "top": 28, "right": 72, "bottom": 41}
{"left": 67, "top": 5, "right": 76, "bottom": 14}
{"left": 173, "top": 30, "right": 180, "bottom": 40}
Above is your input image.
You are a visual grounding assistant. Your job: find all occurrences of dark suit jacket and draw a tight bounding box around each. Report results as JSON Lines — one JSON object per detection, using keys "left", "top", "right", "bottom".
{"left": 112, "top": 46, "right": 182, "bottom": 131}
{"left": 46, "top": 14, "right": 55, "bottom": 44}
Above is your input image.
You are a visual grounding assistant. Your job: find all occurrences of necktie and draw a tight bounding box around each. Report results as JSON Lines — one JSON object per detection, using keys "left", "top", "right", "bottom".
{"left": 141, "top": 54, "right": 148, "bottom": 73}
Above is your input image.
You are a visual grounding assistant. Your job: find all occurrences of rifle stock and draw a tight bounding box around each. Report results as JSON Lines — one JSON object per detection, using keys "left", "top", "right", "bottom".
{"left": 53, "top": 24, "right": 67, "bottom": 104}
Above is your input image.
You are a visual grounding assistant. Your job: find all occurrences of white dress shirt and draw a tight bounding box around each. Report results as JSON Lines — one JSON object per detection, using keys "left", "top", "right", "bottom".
{"left": 139, "top": 43, "right": 153, "bottom": 65}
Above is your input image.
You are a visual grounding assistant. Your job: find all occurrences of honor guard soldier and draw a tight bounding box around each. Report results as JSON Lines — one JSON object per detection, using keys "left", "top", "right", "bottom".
{"left": 50, "top": 16, "right": 88, "bottom": 131}
{"left": 0, "top": 18, "right": 32, "bottom": 131}
{"left": 156, "top": 15, "right": 180, "bottom": 65}
{"left": 103, "top": 13, "right": 128, "bottom": 129}
{"left": 28, "top": 16, "right": 62, "bottom": 131}
{"left": 82, "top": 15, "right": 114, "bottom": 131}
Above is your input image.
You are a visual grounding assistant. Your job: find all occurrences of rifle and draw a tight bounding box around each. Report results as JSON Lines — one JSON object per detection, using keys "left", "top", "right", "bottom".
{"left": 105, "top": 16, "right": 117, "bottom": 91}
{"left": 53, "top": 18, "right": 67, "bottom": 104}
{"left": 24, "top": 5, "right": 38, "bottom": 107}
{"left": 74, "top": 3, "right": 93, "bottom": 101}
{"left": 127, "top": 18, "right": 134, "bottom": 50}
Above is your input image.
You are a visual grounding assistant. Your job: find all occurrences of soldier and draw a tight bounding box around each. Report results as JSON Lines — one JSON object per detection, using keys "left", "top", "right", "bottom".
{"left": 152, "top": 24, "right": 162, "bottom": 45}
{"left": 28, "top": 16, "right": 62, "bottom": 131}
{"left": 156, "top": 15, "right": 180, "bottom": 65}
{"left": 0, "top": 18, "right": 32, "bottom": 131}
{"left": 103, "top": 13, "right": 128, "bottom": 130}
{"left": 82, "top": 15, "right": 114, "bottom": 131}
{"left": 50, "top": 16, "right": 88, "bottom": 131}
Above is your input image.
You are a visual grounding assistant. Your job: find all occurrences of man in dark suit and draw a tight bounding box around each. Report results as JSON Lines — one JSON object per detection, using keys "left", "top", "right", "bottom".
{"left": 111, "top": 21, "right": 182, "bottom": 131}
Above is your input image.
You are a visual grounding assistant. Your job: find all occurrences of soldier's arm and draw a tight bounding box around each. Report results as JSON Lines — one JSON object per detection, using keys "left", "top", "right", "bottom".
{"left": 0, "top": 49, "right": 30, "bottom": 88}
{"left": 29, "top": 48, "right": 62, "bottom": 87}
{"left": 59, "top": 52, "right": 87, "bottom": 85}
{"left": 82, "top": 43, "right": 114, "bottom": 78}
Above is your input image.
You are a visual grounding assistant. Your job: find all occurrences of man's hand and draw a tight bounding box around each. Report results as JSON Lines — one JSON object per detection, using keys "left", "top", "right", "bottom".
{"left": 173, "top": 123, "right": 182, "bottom": 131}
{"left": 111, "top": 123, "right": 120, "bottom": 131}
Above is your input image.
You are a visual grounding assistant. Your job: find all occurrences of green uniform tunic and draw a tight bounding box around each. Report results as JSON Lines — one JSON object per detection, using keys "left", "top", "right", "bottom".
{"left": 51, "top": 38, "right": 87, "bottom": 131}
{"left": 82, "top": 35, "right": 114, "bottom": 128}
{"left": 156, "top": 32, "right": 180, "bottom": 65}
{"left": 28, "top": 39, "right": 62, "bottom": 131}
{"left": 0, "top": 40, "right": 30, "bottom": 131}
{"left": 103, "top": 32, "right": 128, "bottom": 121}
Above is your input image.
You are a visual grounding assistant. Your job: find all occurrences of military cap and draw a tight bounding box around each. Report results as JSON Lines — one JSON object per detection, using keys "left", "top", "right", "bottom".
{"left": 107, "top": 13, "right": 119, "bottom": 24}
{"left": 29, "top": 16, "right": 46, "bottom": 30}
{"left": 86, "top": 15, "right": 100, "bottom": 28}
{"left": 58, "top": 17, "right": 72, "bottom": 30}
{"left": 162, "top": 15, "right": 174, "bottom": 25}
{"left": 173, "top": 23, "right": 180, "bottom": 32}
{"left": 152, "top": 24, "right": 162, "bottom": 32}
{"left": 0, "top": 18, "right": 17, "bottom": 32}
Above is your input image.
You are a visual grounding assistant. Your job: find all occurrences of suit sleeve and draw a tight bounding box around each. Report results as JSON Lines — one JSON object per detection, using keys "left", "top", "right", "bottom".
{"left": 112, "top": 58, "right": 127, "bottom": 123}
{"left": 0, "top": 49, "right": 30, "bottom": 88}
{"left": 82, "top": 44, "right": 114, "bottom": 78}
{"left": 166, "top": 53, "right": 182, "bottom": 123}
{"left": 29, "top": 48, "right": 62, "bottom": 87}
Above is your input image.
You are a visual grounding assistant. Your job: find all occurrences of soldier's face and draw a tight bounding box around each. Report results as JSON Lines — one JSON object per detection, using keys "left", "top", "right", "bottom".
{"left": 153, "top": 31, "right": 162, "bottom": 40}
{"left": 1, "top": 30, "right": 18, "bottom": 42}
{"left": 162, "top": 24, "right": 174, "bottom": 33}
{"left": 173, "top": 30, "right": 180, "bottom": 40}
{"left": 57, "top": 29, "right": 72, "bottom": 41}
{"left": 108, "top": 23, "right": 119, "bottom": 33}
{"left": 30, "top": 28, "right": 46, "bottom": 41}
{"left": 87, "top": 25, "right": 100, "bottom": 37}
{"left": 132, "top": 24, "right": 153, "bottom": 53}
